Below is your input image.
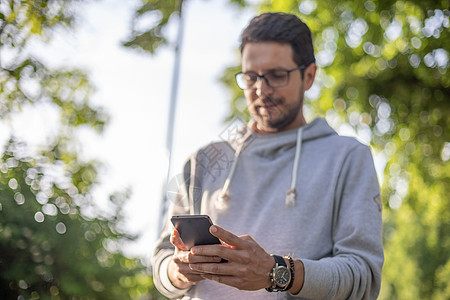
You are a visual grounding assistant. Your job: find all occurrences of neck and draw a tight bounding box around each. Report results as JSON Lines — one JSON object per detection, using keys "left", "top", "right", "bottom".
{"left": 252, "top": 117, "right": 307, "bottom": 135}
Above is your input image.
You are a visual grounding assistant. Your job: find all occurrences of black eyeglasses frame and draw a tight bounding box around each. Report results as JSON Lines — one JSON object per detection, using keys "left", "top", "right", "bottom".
{"left": 235, "top": 64, "right": 308, "bottom": 90}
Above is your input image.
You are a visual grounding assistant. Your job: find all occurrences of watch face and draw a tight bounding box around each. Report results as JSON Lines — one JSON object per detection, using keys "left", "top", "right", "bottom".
{"left": 274, "top": 266, "right": 291, "bottom": 287}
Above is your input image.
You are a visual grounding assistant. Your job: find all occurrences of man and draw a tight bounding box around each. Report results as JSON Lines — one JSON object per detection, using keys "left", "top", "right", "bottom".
{"left": 153, "top": 12, "right": 384, "bottom": 299}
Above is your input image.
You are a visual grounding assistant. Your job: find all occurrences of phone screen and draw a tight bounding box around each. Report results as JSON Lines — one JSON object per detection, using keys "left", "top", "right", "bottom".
{"left": 170, "top": 215, "right": 221, "bottom": 250}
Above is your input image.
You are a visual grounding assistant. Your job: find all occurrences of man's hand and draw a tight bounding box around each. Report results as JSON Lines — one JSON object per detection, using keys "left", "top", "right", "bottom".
{"left": 168, "top": 229, "right": 223, "bottom": 289}
{"left": 188, "top": 225, "right": 274, "bottom": 291}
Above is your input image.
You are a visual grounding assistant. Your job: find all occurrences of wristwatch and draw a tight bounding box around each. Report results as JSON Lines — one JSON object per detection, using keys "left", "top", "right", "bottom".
{"left": 265, "top": 254, "right": 292, "bottom": 292}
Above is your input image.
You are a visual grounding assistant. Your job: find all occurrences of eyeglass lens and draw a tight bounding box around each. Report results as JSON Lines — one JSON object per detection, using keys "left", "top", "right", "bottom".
{"left": 238, "top": 70, "right": 290, "bottom": 89}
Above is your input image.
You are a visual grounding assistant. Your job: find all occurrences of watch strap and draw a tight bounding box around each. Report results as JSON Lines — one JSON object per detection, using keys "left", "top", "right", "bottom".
{"left": 273, "top": 254, "right": 286, "bottom": 267}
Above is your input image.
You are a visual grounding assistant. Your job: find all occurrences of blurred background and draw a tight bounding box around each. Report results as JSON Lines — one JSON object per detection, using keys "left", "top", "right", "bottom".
{"left": 0, "top": 0, "right": 448, "bottom": 299}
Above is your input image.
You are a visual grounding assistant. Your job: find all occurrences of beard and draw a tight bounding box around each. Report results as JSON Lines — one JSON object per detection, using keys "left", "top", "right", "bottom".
{"left": 250, "top": 93, "right": 304, "bottom": 132}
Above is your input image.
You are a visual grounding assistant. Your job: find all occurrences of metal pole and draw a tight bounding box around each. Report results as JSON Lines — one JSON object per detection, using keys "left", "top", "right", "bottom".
{"left": 158, "top": 0, "right": 185, "bottom": 233}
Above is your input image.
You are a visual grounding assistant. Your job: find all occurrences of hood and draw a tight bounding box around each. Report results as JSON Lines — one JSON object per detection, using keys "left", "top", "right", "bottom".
{"left": 217, "top": 117, "right": 337, "bottom": 208}
{"left": 232, "top": 117, "right": 337, "bottom": 155}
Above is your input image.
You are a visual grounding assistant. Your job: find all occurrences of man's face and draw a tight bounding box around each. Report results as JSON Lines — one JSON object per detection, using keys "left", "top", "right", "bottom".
{"left": 241, "top": 42, "right": 309, "bottom": 134}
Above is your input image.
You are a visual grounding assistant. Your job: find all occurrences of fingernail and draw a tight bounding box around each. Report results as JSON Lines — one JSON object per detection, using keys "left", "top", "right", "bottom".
{"left": 210, "top": 225, "right": 217, "bottom": 233}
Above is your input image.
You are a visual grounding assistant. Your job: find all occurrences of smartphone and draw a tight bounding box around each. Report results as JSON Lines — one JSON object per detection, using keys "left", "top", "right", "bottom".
{"left": 170, "top": 215, "right": 221, "bottom": 250}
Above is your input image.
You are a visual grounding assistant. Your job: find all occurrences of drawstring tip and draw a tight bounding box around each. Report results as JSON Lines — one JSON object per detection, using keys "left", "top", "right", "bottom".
{"left": 285, "top": 189, "right": 296, "bottom": 207}
{"left": 216, "top": 193, "right": 229, "bottom": 210}
{"left": 219, "top": 193, "right": 229, "bottom": 201}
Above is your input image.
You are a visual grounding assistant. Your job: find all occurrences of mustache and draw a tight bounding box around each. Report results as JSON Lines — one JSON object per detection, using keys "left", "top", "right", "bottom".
{"left": 258, "top": 97, "right": 283, "bottom": 106}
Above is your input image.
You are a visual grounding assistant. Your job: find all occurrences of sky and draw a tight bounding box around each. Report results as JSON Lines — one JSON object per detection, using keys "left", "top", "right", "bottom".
{"left": 5, "top": 0, "right": 256, "bottom": 261}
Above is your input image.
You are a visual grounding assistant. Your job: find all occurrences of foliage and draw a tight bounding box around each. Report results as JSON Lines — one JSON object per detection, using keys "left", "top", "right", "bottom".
{"left": 0, "top": 141, "right": 150, "bottom": 299}
{"left": 0, "top": 0, "right": 165, "bottom": 299}
{"left": 122, "top": 0, "right": 182, "bottom": 54}
{"left": 125, "top": 0, "right": 449, "bottom": 298}
{"left": 122, "top": 0, "right": 249, "bottom": 54}
{"left": 223, "top": 1, "right": 450, "bottom": 298}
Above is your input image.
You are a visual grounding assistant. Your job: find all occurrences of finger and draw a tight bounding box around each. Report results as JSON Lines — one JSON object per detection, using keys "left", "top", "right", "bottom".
{"left": 189, "top": 254, "right": 223, "bottom": 264}
{"left": 239, "top": 234, "right": 264, "bottom": 248}
{"left": 209, "top": 225, "right": 248, "bottom": 249}
{"left": 177, "top": 262, "right": 210, "bottom": 276}
{"left": 189, "top": 261, "right": 236, "bottom": 276}
{"left": 176, "top": 264, "right": 206, "bottom": 283}
{"left": 174, "top": 249, "right": 223, "bottom": 264}
{"left": 191, "top": 242, "right": 263, "bottom": 266}
{"left": 173, "top": 250, "right": 192, "bottom": 264}
{"left": 190, "top": 243, "right": 232, "bottom": 260}
{"left": 170, "top": 229, "right": 187, "bottom": 251}
{"left": 183, "top": 274, "right": 204, "bottom": 284}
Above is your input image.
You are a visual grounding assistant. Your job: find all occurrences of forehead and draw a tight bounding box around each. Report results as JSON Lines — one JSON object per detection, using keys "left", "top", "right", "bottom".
{"left": 241, "top": 42, "right": 296, "bottom": 71}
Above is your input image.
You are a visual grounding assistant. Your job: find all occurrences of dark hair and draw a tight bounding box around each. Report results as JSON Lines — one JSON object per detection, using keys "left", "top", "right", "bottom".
{"left": 240, "top": 12, "right": 315, "bottom": 67}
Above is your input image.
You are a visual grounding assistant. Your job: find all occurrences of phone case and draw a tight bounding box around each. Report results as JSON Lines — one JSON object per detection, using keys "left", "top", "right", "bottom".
{"left": 170, "top": 215, "right": 221, "bottom": 250}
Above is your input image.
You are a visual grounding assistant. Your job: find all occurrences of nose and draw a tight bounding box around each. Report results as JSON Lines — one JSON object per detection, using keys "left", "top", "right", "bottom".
{"left": 255, "top": 76, "right": 272, "bottom": 97}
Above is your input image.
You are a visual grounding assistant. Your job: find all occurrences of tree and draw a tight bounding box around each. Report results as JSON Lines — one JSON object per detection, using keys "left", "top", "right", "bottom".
{"left": 122, "top": 0, "right": 248, "bottom": 54}
{"left": 0, "top": 0, "right": 164, "bottom": 298}
{"left": 247, "top": 2, "right": 449, "bottom": 299}
{"left": 125, "top": 0, "right": 449, "bottom": 298}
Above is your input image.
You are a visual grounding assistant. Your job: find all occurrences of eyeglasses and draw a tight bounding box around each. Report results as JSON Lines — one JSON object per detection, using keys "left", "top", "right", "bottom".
{"left": 235, "top": 65, "right": 306, "bottom": 90}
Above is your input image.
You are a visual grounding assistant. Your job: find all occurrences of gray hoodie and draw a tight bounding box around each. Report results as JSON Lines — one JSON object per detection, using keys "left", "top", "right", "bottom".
{"left": 153, "top": 118, "right": 384, "bottom": 300}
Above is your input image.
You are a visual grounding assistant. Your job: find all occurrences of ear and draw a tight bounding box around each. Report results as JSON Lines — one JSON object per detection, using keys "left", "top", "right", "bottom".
{"left": 303, "top": 63, "right": 317, "bottom": 90}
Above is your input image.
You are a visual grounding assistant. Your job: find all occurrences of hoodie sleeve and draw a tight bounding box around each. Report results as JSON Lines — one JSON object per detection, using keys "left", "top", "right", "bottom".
{"left": 152, "top": 156, "right": 197, "bottom": 299}
{"left": 294, "top": 144, "right": 384, "bottom": 300}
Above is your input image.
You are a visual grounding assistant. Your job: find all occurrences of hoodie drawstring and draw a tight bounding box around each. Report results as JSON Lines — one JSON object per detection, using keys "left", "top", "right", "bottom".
{"left": 285, "top": 127, "right": 303, "bottom": 207}
{"left": 216, "top": 126, "right": 304, "bottom": 209}
{"left": 216, "top": 131, "right": 251, "bottom": 210}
